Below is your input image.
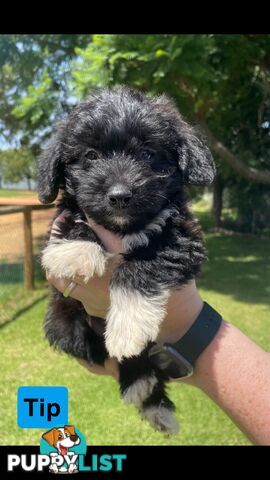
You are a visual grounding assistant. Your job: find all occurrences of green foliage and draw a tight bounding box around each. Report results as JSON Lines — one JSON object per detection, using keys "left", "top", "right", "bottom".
{"left": 0, "top": 35, "right": 91, "bottom": 185}
{"left": 12, "top": 69, "right": 54, "bottom": 125}
{"left": 0, "top": 147, "right": 36, "bottom": 184}
{"left": 0, "top": 34, "right": 90, "bottom": 146}
{"left": 72, "top": 35, "right": 270, "bottom": 166}
{"left": 0, "top": 34, "right": 269, "bottom": 230}
{"left": 227, "top": 180, "right": 270, "bottom": 234}
{"left": 72, "top": 34, "right": 270, "bottom": 232}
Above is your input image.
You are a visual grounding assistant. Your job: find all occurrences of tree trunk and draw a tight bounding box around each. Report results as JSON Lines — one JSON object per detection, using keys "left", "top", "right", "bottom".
{"left": 212, "top": 176, "right": 224, "bottom": 228}
{"left": 199, "top": 120, "right": 270, "bottom": 185}
{"left": 27, "top": 177, "right": 31, "bottom": 190}
{"left": 174, "top": 78, "right": 270, "bottom": 185}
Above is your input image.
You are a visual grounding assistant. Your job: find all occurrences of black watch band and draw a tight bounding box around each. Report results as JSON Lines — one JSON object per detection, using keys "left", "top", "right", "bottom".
{"left": 168, "top": 301, "right": 223, "bottom": 366}
{"left": 148, "top": 302, "right": 223, "bottom": 379}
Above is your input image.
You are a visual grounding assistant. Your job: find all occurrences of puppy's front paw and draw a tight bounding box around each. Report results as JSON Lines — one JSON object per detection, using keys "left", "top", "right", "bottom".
{"left": 105, "top": 288, "right": 169, "bottom": 361}
{"left": 42, "top": 239, "right": 109, "bottom": 282}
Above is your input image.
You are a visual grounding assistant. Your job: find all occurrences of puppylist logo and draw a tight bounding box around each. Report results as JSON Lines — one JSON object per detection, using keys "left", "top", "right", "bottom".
{"left": 40, "top": 425, "right": 84, "bottom": 474}
{"left": 7, "top": 425, "right": 127, "bottom": 474}
{"left": 7, "top": 387, "right": 127, "bottom": 474}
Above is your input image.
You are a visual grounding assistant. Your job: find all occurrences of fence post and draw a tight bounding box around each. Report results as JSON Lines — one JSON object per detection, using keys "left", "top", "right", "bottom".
{"left": 23, "top": 206, "right": 34, "bottom": 290}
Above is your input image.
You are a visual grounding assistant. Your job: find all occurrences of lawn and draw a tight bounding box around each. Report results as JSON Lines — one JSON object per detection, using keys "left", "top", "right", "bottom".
{"left": 0, "top": 189, "right": 35, "bottom": 198}
{"left": 0, "top": 205, "right": 269, "bottom": 446}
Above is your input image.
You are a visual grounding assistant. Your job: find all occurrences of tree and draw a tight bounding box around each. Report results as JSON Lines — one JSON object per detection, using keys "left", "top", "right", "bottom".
{"left": 1, "top": 34, "right": 270, "bottom": 231}
{"left": 71, "top": 34, "right": 270, "bottom": 185}
{"left": 71, "top": 34, "right": 270, "bottom": 232}
{"left": 0, "top": 148, "right": 36, "bottom": 189}
{"left": 0, "top": 34, "right": 91, "bottom": 149}
{"left": 0, "top": 35, "right": 91, "bottom": 187}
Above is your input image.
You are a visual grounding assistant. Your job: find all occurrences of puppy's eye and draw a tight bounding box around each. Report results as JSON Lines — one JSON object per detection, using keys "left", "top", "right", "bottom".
{"left": 58, "top": 435, "right": 63, "bottom": 440}
{"left": 84, "top": 149, "right": 99, "bottom": 160}
{"left": 65, "top": 433, "right": 70, "bottom": 437}
{"left": 141, "top": 149, "right": 155, "bottom": 161}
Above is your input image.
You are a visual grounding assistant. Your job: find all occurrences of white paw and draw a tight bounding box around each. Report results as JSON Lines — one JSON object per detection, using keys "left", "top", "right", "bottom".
{"left": 142, "top": 406, "right": 180, "bottom": 435}
{"left": 49, "top": 463, "right": 59, "bottom": 473}
{"left": 105, "top": 288, "right": 169, "bottom": 360}
{"left": 68, "top": 463, "right": 77, "bottom": 473}
{"left": 42, "top": 239, "right": 109, "bottom": 282}
{"left": 123, "top": 376, "right": 158, "bottom": 406}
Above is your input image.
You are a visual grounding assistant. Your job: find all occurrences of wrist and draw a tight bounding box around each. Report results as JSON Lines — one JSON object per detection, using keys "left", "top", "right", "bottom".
{"left": 150, "top": 301, "right": 223, "bottom": 382}
{"left": 157, "top": 282, "right": 203, "bottom": 343}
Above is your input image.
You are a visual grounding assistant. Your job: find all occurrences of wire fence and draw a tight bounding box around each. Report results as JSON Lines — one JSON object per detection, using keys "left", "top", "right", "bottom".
{"left": 0, "top": 204, "right": 54, "bottom": 326}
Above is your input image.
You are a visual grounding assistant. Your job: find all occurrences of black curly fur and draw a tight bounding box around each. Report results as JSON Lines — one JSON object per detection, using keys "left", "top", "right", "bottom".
{"left": 38, "top": 86, "right": 215, "bottom": 433}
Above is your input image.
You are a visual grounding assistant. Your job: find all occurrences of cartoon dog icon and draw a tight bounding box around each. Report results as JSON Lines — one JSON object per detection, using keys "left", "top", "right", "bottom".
{"left": 42, "top": 425, "right": 80, "bottom": 474}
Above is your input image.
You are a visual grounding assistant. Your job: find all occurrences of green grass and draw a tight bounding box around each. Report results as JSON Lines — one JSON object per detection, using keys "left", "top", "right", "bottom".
{"left": 0, "top": 189, "right": 36, "bottom": 198}
{"left": 0, "top": 206, "right": 269, "bottom": 445}
{"left": 0, "top": 258, "right": 46, "bottom": 326}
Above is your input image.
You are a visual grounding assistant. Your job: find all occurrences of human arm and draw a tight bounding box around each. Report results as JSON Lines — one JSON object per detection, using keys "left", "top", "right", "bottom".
{"left": 184, "top": 319, "right": 270, "bottom": 445}
{"left": 46, "top": 220, "right": 270, "bottom": 445}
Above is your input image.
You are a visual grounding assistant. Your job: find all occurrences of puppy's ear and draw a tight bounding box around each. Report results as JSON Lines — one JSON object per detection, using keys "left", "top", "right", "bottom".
{"left": 177, "top": 122, "right": 216, "bottom": 186}
{"left": 154, "top": 94, "right": 215, "bottom": 185}
{"left": 64, "top": 425, "right": 76, "bottom": 436}
{"left": 38, "top": 124, "right": 66, "bottom": 204}
{"left": 42, "top": 429, "right": 56, "bottom": 446}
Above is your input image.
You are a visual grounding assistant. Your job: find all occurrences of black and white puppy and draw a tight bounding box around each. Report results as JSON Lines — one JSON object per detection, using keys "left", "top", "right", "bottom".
{"left": 39, "top": 86, "right": 215, "bottom": 434}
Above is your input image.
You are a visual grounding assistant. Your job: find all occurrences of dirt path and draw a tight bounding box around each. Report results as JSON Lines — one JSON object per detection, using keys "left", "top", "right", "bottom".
{"left": 0, "top": 195, "right": 42, "bottom": 206}
{"left": 0, "top": 208, "right": 55, "bottom": 262}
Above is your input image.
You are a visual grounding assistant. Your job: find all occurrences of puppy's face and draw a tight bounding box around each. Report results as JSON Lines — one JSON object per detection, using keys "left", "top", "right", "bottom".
{"left": 38, "top": 87, "right": 215, "bottom": 233}
{"left": 42, "top": 426, "right": 80, "bottom": 454}
{"left": 61, "top": 90, "right": 182, "bottom": 232}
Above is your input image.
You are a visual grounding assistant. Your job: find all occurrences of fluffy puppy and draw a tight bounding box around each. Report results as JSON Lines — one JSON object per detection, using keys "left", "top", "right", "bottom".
{"left": 39, "top": 86, "right": 215, "bottom": 434}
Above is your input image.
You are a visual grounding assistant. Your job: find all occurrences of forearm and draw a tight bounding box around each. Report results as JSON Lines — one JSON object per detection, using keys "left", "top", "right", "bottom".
{"left": 48, "top": 253, "right": 270, "bottom": 444}
{"left": 184, "top": 320, "right": 270, "bottom": 445}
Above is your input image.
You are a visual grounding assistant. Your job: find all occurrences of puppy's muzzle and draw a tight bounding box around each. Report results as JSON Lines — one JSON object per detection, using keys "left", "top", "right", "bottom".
{"left": 108, "top": 183, "right": 132, "bottom": 209}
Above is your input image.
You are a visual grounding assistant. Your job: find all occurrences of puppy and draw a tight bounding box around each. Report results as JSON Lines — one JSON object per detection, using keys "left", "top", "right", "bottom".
{"left": 39, "top": 87, "right": 215, "bottom": 434}
{"left": 42, "top": 425, "right": 80, "bottom": 473}
{"left": 42, "top": 425, "right": 80, "bottom": 455}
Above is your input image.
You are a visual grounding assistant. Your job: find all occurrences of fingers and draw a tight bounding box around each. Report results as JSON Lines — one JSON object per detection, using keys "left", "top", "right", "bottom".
{"left": 45, "top": 271, "right": 88, "bottom": 304}
{"left": 77, "top": 358, "right": 119, "bottom": 381}
{"left": 104, "top": 357, "right": 119, "bottom": 381}
{"left": 78, "top": 358, "right": 110, "bottom": 376}
{"left": 46, "top": 270, "right": 110, "bottom": 317}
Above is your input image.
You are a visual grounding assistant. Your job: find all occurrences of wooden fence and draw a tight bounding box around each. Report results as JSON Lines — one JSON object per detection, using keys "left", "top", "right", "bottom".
{"left": 0, "top": 204, "right": 54, "bottom": 289}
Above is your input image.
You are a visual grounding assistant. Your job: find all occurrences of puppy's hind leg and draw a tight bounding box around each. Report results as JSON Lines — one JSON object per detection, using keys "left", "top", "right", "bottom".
{"left": 45, "top": 287, "right": 108, "bottom": 365}
{"left": 140, "top": 381, "right": 179, "bottom": 435}
{"left": 119, "top": 351, "right": 179, "bottom": 435}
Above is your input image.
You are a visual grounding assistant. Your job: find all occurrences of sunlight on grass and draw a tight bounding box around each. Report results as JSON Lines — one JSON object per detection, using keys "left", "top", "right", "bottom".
{"left": 0, "top": 202, "right": 269, "bottom": 446}
{"left": 0, "top": 189, "right": 35, "bottom": 198}
{"left": 0, "top": 297, "right": 253, "bottom": 446}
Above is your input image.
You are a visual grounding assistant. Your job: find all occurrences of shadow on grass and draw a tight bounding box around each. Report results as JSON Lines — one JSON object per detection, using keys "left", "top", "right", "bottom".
{"left": 1, "top": 217, "right": 269, "bottom": 318}
{"left": 0, "top": 253, "right": 47, "bottom": 328}
{"left": 199, "top": 233, "right": 270, "bottom": 304}
{"left": 0, "top": 293, "right": 47, "bottom": 330}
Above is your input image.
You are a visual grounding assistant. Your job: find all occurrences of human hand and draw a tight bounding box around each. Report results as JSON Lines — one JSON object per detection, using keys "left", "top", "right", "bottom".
{"left": 46, "top": 214, "right": 203, "bottom": 380}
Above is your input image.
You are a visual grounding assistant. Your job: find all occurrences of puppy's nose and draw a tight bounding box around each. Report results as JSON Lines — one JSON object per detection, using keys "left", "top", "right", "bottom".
{"left": 108, "top": 184, "right": 132, "bottom": 208}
